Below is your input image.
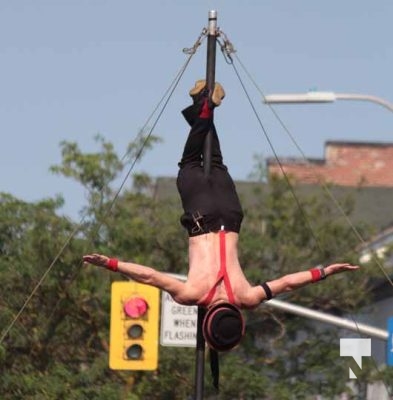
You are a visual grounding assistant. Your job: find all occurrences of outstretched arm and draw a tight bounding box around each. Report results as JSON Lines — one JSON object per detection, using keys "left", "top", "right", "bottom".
{"left": 83, "top": 254, "right": 186, "bottom": 301}
{"left": 249, "top": 263, "right": 359, "bottom": 306}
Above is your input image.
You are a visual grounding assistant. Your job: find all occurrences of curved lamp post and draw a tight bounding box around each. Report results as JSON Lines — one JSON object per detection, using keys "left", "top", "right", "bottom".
{"left": 263, "top": 91, "right": 393, "bottom": 113}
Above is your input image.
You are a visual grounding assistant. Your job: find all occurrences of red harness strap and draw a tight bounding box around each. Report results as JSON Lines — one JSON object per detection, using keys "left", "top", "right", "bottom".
{"left": 201, "top": 230, "right": 235, "bottom": 305}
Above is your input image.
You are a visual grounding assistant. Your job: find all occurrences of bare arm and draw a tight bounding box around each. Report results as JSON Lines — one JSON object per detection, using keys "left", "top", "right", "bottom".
{"left": 248, "top": 263, "right": 359, "bottom": 306}
{"left": 83, "top": 254, "right": 186, "bottom": 301}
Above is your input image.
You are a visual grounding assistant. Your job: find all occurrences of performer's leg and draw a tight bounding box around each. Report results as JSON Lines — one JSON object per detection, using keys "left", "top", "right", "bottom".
{"left": 177, "top": 81, "right": 239, "bottom": 235}
{"left": 178, "top": 116, "right": 212, "bottom": 168}
{"left": 178, "top": 118, "right": 225, "bottom": 168}
{"left": 178, "top": 81, "right": 225, "bottom": 168}
{"left": 210, "top": 123, "right": 224, "bottom": 168}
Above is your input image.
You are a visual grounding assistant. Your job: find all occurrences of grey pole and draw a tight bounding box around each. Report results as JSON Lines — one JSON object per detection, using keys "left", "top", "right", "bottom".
{"left": 165, "top": 273, "right": 388, "bottom": 341}
{"left": 263, "top": 91, "right": 393, "bottom": 114}
{"left": 266, "top": 299, "right": 388, "bottom": 340}
{"left": 203, "top": 10, "right": 217, "bottom": 178}
{"left": 195, "top": 307, "right": 206, "bottom": 400}
{"left": 195, "top": 11, "right": 218, "bottom": 400}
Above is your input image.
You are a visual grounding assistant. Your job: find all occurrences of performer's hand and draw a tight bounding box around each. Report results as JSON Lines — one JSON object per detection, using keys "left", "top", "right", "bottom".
{"left": 83, "top": 254, "right": 110, "bottom": 267}
{"left": 325, "top": 263, "right": 359, "bottom": 277}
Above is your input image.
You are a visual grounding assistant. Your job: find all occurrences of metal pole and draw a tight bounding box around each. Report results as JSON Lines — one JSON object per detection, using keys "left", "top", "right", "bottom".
{"left": 334, "top": 93, "right": 393, "bottom": 114}
{"left": 195, "top": 306, "right": 206, "bottom": 400}
{"left": 164, "top": 273, "right": 388, "bottom": 341}
{"left": 263, "top": 91, "right": 393, "bottom": 114}
{"left": 266, "top": 299, "right": 388, "bottom": 340}
{"left": 203, "top": 10, "right": 218, "bottom": 178}
{"left": 194, "top": 10, "right": 218, "bottom": 400}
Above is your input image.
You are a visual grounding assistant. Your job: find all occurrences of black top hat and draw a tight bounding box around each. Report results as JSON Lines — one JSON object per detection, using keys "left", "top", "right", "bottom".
{"left": 202, "top": 302, "right": 245, "bottom": 352}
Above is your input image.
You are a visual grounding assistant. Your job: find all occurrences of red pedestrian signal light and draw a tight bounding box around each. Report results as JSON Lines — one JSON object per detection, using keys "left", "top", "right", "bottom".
{"left": 109, "top": 281, "right": 159, "bottom": 370}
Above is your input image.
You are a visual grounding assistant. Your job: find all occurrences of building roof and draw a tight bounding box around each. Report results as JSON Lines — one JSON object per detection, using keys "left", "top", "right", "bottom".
{"left": 325, "top": 140, "right": 393, "bottom": 148}
{"left": 155, "top": 176, "right": 393, "bottom": 301}
{"left": 155, "top": 177, "right": 393, "bottom": 232}
{"left": 266, "top": 140, "right": 393, "bottom": 187}
{"left": 266, "top": 157, "right": 325, "bottom": 166}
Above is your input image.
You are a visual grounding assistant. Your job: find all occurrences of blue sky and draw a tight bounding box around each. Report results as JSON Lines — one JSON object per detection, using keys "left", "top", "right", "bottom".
{"left": 1, "top": 1, "right": 393, "bottom": 219}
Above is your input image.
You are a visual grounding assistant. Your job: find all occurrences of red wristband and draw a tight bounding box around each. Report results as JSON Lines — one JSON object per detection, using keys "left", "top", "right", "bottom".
{"left": 310, "top": 268, "right": 321, "bottom": 283}
{"left": 106, "top": 258, "right": 119, "bottom": 272}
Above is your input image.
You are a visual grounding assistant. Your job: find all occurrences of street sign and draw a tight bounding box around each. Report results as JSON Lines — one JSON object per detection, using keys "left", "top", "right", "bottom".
{"left": 160, "top": 291, "right": 197, "bottom": 347}
{"left": 387, "top": 317, "right": 393, "bottom": 366}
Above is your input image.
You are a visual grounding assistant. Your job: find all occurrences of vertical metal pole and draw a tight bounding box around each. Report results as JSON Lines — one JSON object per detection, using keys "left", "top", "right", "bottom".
{"left": 203, "top": 10, "right": 218, "bottom": 178}
{"left": 194, "top": 306, "right": 206, "bottom": 400}
{"left": 195, "top": 10, "right": 218, "bottom": 399}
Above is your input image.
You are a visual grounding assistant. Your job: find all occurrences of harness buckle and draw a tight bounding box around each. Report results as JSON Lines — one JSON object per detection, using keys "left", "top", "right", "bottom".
{"left": 191, "top": 211, "right": 204, "bottom": 234}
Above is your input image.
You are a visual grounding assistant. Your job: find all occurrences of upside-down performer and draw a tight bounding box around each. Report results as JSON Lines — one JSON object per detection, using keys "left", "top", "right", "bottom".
{"left": 83, "top": 81, "right": 359, "bottom": 353}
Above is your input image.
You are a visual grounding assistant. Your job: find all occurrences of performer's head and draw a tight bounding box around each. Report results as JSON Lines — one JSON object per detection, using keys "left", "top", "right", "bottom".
{"left": 202, "top": 302, "right": 245, "bottom": 352}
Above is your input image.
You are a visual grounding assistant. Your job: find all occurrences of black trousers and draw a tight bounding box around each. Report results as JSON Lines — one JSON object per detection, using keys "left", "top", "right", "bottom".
{"left": 176, "top": 115, "right": 243, "bottom": 236}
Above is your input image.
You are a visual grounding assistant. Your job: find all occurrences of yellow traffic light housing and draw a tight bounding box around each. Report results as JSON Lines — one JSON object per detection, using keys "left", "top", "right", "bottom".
{"left": 109, "top": 281, "right": 160, "bottom": 370}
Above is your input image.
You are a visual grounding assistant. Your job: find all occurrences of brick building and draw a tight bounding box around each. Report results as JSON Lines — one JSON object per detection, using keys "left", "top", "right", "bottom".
{"left": 267, "top": 141, "right": 393, "bottom": 187}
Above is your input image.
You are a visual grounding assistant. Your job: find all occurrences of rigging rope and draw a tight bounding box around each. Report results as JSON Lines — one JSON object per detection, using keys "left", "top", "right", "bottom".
{"left": 0, "top": 221, "right": 84, "bottom": 344}
{"left": 216, "top": 34, "right": 391, "bottom": 394}
{"left": 2, "top": 24, "right": 391, "bottom": 396}
{"left": 0, "top": 29, "right": 206, "bottom": 346}
{"left": 232, "top": 51, "right": 393, "bottom": 289}
{"left": 218, "top": 28, "right": 393, "bottom": 289}
{"left": 230, "top": 60, "right": 325, "bottom": 255}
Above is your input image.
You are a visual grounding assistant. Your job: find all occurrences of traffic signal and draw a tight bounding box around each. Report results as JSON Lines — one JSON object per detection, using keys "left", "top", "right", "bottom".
{"left": 109, "top": 281, "right": 160, "bottom": 370}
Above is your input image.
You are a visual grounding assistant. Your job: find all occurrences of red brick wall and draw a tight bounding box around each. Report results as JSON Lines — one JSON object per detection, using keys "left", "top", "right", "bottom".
{"left": 268, "top": 142, "right": 393, "bottom": 187}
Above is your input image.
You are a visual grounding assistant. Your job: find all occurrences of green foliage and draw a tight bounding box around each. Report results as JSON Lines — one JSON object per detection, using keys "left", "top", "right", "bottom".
{"left": 0, "top": 135, "right": 389, "bottom": 399}
{"left": 49, "top": 132, "right": 161, "bottom": 220}
{"left": 50, "top": 135, "right": 122, "bottom": 195}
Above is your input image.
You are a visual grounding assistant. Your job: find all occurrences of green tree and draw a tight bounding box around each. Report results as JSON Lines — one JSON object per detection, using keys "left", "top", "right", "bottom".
{"left": 1, "top": 135, "right": 390, "bottom": 399}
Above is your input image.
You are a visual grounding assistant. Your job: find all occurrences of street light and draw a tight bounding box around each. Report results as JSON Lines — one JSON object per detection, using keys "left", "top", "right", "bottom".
{"left": 263, "top": 91, "right": 393, "bottom": 113}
